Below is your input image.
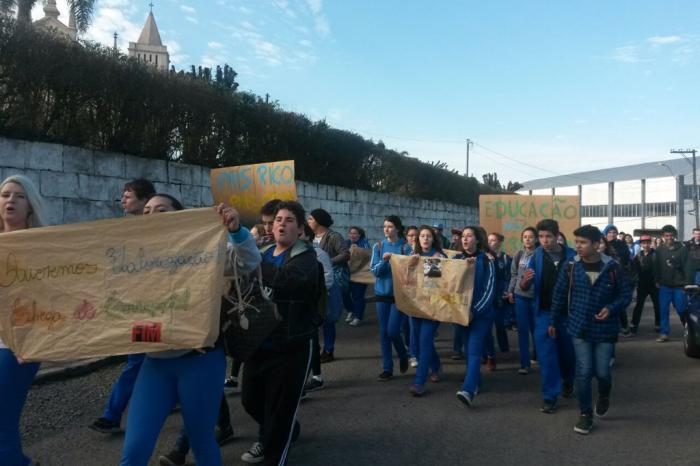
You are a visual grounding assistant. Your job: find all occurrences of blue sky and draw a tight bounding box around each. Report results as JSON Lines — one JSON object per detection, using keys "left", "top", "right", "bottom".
{"left": 36, "top": 1, "right": 700, "bottom": 185}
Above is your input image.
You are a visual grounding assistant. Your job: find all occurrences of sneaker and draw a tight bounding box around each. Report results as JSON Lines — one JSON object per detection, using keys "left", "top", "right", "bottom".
{"left": 574, "top": 413, "right": 593, "bottom": 435}
{"left": 409, "top": 384, "right": 425, "bottom": 397}
{"left": 620, "top": 327, "right": 632, "bottom": 337}
{"left": 224, "top": 376, "right": 240, "bottom": 394}
{"left": 450, "top": 351, "right": 464, "bottom": 360}
{"left": 241, "top": 442, "right": 265, "bottom": 463}
{"left": 562, "top": 381, "right": 574, "bottom": 398}
{"left": 216, "top": 424, "right": 234, "bottom": 445}
{"left": 429, "top": 372, "right": 441, "bottom": 383}
{"left": 486, "top": 357, "right": 496, "bottom": 372}
{"left": 320, "top": 350, "right": 334, "bottom": 363}
{"left": 541, "top": 399, "right": 557, "bottom": 414}
{"left": 518, "top": 367, "right": 529, "bottom": 375}
{"left": 399, "top": 357, "right": 409, "bottom": 374}
{"left": 345, "top": 312, "right": 354, "bottom": 323}
{"left": 456, "top": 390, "right": 474, "bottom": 407}
{"left": 89, "top": 417, "right": 122, "bottom": 434}
{"left": 409, "top": 357, "right": 419, "bottom": 368}
{"left": 377, "top": 371, "right": 393, "bottom": 381}
{"left": 349, "top": 318, "right": 361, "bottom": 326}
{"left": 303, "top": 377, "right": 324, "bottom": 393}
{"left": 158, "top": 450, "right": 186, "bottom": 466}
{"left": 657, "top": 334, "right": 669, "bottom": 342}
{"left": 594, "top": 396, "right": 609, "bottom": 418}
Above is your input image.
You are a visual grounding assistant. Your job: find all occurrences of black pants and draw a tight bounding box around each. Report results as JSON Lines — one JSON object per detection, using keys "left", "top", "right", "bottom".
{"left": 242, "top": 339, "right": 312, "bottom": 466}
{"left": 173, "top": 394, "right": 231, "bottom": 454}
{"left": 310, "top": 329, "right": 321, "bottom": 376}
{"left": 631, "top": 284, "right": 660, "bottom": 329}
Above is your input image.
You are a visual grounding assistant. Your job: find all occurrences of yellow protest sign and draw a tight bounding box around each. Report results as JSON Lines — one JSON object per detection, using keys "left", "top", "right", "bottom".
{"left": 348, "top": 247, "right": 374, "bottom": 285}
{"left": 0, "top": 208, "right": 228, "bottom": 362}
{"left": 390, "top": 255, "right": 475, "bottom": 326}
{"left": 479, "top": 195, "right": 581, "bottom": 255}
{"left": 211, "top": 160, "right": 297, "bottom": 226}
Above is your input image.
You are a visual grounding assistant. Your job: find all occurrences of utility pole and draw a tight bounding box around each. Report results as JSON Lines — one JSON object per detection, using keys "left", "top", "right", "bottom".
{"left": 671, "top": 148, "right": 699, "bottom": 229}
{"left": 465, "top": 138, "right": 473, "bottom": 178}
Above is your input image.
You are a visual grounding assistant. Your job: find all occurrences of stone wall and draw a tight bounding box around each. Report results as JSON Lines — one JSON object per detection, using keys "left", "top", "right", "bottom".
{"left": 0, "top": 137, "right": 478, "bottom": 242}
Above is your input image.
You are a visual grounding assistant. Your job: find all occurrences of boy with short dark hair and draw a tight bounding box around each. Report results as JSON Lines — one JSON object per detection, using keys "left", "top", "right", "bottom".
{"left": 520, "top": 219, "right": 576, "bottom": 414}
{"left": 551, "top": 225, "right": 632, "bottom": 434}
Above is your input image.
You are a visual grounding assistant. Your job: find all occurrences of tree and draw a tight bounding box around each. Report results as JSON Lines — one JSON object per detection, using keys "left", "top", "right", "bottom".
{"left": 482, "top": 172, "right": 503, "bottom": 190}
{"left": 2, "top": 0, "right": 95, "bottom": 33}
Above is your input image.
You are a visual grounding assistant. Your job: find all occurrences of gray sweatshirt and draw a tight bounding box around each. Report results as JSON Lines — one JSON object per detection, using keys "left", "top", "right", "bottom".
{"left": 508, "top": 248, "right": 535, "bottom": 298}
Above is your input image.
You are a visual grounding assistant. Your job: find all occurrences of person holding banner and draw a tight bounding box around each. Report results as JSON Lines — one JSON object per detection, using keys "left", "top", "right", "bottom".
{"left": 520, "top": 219, "right": 576, "bottom": 414}
{"left": 344, "top": 226, "right": 371, "bottom": 326}
{"left": 120, "top": 196, "right": 259, "bottom": 466}
{"left": 454, "top": 226, "right": 496, "bottom": 407}
{"left": 307, "top": 208, "right": 350, "bottom": 364}
{"left": 408, "top": 226, "right": 446, "bottom": 396}
{"left": 0, "top": 175, "right": 48, "bottom": 466}
{"left": 507, "top": 227, "right": 538, "bottom": 374}
{"left": 371, "top": 216, "right": 411, "bottom": 381}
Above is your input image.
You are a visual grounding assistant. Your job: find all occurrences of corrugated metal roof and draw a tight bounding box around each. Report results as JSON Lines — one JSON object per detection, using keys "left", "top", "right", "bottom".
{"left": 521, "top": 157, "right": 695, "bottom": 190}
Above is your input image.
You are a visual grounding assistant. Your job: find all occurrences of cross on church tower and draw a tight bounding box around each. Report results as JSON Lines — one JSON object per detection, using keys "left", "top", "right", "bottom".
{"left": 149, "top": 2, "right": 154, "bottom": 12}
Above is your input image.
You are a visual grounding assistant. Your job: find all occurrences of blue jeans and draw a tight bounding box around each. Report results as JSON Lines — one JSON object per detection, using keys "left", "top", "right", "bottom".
{"left": 515, "top": 295, "right": 536, "bottom": 369}
{"left": 120, "top": 348, "right": 226, "bottom": 466}
{"left": 411, "top": 318, "right": 441, "bottom": 385}
{"left": 323, "top": 283, "right": 343, "bottom": 352}
{"left": 174, "top": 394, "right": 231, "bottom": 455}
{"left": 460, "top": 314, "right": 494, "bottom": 396}
{"left": 376, "top": 301, "right": 408, "bottom": 372}
{"left": 534, "top": 311, "right": 575, "bottom": 402}
{"left": 0, "top": 349, "right": 40, "bottom": 466}
{"left": 103, "top": 353, "right": 145, "bottom": 423}
{"left": 452, "top": 324, "right": 463, "bottom": 353}
{"left": 408, "top": 316, "right": 419, "bottom": 359}
{"left": 659, "top": 286, "right": 687, "bottom": 336}
{"left": 343, "top": 282, "right": 368, "bottom": 320}
{"left": 572, "top": 338, "right": 613, "bottom": 415}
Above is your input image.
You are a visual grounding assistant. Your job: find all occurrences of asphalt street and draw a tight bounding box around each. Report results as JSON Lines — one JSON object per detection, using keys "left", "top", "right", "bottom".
{"left": 22, "top": 303, "right": 700, "bottom": 466}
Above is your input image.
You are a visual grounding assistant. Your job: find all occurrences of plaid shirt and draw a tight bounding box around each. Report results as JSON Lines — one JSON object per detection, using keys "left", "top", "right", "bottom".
{"left": 551, "top": 254, "right": 632, "bottom": 343}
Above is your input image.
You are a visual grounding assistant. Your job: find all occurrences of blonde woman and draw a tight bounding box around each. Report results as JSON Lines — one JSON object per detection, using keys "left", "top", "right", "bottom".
{"left": 0, "top": 175, "right": 48, "bottom": 466}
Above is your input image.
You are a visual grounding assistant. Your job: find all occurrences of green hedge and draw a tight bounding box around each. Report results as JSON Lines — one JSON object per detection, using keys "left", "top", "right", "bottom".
{"left": 0, "top": 19, "right": 497, "bottom": 205}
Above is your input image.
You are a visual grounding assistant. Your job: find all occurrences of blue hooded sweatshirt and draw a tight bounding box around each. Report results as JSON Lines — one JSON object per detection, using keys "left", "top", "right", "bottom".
{"left": 454, "top": 251, "right": 496, "bottom": 319}
{"left": 370, "top": 238, "right": 409, "bottom": 297}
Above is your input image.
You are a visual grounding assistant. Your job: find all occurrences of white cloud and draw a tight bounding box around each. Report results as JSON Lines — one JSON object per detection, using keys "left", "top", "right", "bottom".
{"left": 208, "top": 41, "right": 224, "bottom": 49}
{"left": 239, "top": 6, "right": 252, "bottom": 14}
{"left": 164, "top": 39, "right": 187, "bottom": 66}
{"left": 252, "top": 40, "right": 282, "bottom": 65}
{"left": 611, "top": 45, "right": 640, "bottom": 63}
{"left": 672, "top": 45, "right": 694, "bottom": 64}
{"left": 185, "top": 16, "right": 199, "bottom": 24}
{"left": 180, "top": 5, "right": 196, "bottom": 15}
{"left": 299, "top": 39, "right": 312, "bottom": 47}
{"left": 647, "top": 35, "right": 683, "bottom": 45}
{"left": 83, "top": 1, "right": 141, "bottom": 51}
{"left": 305, "top": 0, "right": 330, "bottom": 36}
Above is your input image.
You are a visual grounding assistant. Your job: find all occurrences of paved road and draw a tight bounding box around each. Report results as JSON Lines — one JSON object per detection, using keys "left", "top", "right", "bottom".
{"left": 23, "top": 304, "right": 700, "bottom": 465}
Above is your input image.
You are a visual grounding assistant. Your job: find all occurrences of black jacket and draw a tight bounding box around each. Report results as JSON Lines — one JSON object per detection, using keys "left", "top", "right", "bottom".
{"left": 260, "top": 240, "right": 321, "bottom": 348}
{"left": 633, "top": 249, "right": 656, "bottom": 287}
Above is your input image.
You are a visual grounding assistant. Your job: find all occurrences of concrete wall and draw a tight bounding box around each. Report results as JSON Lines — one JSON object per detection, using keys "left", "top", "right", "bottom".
{"left": 0, "top": 137, "right": 478, "bottom": 242}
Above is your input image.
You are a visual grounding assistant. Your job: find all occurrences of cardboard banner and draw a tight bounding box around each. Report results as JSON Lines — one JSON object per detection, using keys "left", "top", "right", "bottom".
{"left": 443, "top": 248, "right": 462, "bottom": 259}
{"left": 479, "top": 195, "right": 581, "bottom": 255}
{"left": 211, "top": 160, "right": 297, "bottom": 226}
{"left": 0, "top": 208, "right": 228, "bottom": 362}
{"left": 348, "top": 247, "right": 374, "bottom": 285}
{"left": 390, "top": 255, "right": 475, "bottom": 326}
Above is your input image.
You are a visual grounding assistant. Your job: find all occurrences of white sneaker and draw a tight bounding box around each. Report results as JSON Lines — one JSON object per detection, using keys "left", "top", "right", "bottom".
{"left": 241, "top": 442, "right": 264, "bottom": 463}
{"left": 345, "top": 313, "right": 354, "bottom": 323}
{"left": 349, "top": 318, "right": 361, "bottom": 326}
{"left": 456, "top": 390, "right": 474, "bottom": 407}
{"left": 518, "top": 367, "right": 529, "bottom": 375}
{"left": 409, "top": 357, "right": 418, "bottom": 368}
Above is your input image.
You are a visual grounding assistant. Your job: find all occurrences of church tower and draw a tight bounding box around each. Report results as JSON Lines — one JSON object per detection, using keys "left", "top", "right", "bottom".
{"left": 33, "top": 0, "right": 77, "bottom": 41}
{"left": 128, "top": 5, "right": 169, "bottom": 72}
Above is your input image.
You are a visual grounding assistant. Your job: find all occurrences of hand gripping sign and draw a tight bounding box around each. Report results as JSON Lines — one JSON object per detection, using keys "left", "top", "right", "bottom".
{"left": 390, "top": 255, "right": 476, "bottom": 326}
{"left": 0, "top": 208, "right": 227, "bottom": 362}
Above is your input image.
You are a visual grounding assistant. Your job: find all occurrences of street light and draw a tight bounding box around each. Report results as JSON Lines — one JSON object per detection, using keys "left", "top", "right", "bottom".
{"left": 658, "top": 162, "right": 675, "bottom": 177}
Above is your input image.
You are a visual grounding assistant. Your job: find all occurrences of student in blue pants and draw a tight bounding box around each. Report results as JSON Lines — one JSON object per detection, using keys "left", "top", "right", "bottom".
{"left": 454, "top": 226, "right": 496, "bottom": 407}
{"left": 408, "top": 226, "right": 446, "bottom": 396}
{"left": 344, "top": 226, "right": 371, "bottom": 326}
{"left": 0, "top": 175, "right": 48, "bottom": 466}
{"left": 507, "top": 227, "right": 538, "bottom": 374}
{"left": 370, "top": 215, "right": 410, "bottom": 381}
{"left": 120, "top": 197, "right": 260, "bottom": 466}
{"left": 521, "top": 219, "right": 576, "bottom": 414}
{"left": 482, "top": 233, "right": 512, "bottom": 370}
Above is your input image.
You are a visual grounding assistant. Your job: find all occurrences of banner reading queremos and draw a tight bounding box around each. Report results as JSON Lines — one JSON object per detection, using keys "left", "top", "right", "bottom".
{"left": 0, "top": 208, "right": 228, "bottom": 362}
{"left": 390, "top": 255, "right": 476, "bottom": 326}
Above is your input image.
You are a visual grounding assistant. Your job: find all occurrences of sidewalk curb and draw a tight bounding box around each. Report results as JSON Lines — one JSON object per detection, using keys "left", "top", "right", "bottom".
{"left": 33, "top": 355, "right": 127, "bottom": 386}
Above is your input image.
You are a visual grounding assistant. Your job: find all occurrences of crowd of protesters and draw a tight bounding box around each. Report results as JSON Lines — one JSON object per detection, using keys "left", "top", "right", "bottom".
{"left": 1, "top": 173, "right": 697, "bottom": 466}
